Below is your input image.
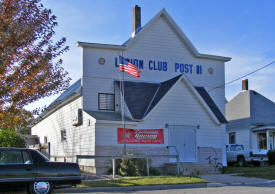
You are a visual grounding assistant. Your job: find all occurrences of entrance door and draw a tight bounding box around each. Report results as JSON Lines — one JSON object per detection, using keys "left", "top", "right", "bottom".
{"left": 169, "top": 125, "right": 196, "bottom": 162}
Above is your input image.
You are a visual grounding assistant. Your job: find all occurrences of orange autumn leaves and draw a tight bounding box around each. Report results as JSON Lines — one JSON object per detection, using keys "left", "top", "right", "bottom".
{"left": 0, "top": 0, "right": 70, "bottom": 130}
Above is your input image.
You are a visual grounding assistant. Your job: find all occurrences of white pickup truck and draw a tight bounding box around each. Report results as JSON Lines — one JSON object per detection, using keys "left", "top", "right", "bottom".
{"left": 226, "top": 144, "right": 268, "bottom": 166}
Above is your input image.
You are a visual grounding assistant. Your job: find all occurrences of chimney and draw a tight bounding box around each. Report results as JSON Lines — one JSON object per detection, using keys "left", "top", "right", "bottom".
{"left": 132, "top": 5, "right": 141, "bottom": 37}
{"left": 242, "top": 79, "right": 248, "bottom": 91}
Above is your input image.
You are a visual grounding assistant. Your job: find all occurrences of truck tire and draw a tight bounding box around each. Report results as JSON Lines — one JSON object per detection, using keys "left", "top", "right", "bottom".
{"left": 237, "top": 156, "right": 246, "bottom": 167}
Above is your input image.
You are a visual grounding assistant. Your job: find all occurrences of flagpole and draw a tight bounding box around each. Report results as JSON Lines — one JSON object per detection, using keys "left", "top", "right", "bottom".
{"left": 120, "top": 53, "right": 126, "bottom": 155}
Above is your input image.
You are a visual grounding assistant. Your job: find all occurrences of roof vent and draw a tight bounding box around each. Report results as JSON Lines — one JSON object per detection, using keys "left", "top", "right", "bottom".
{"left": 242, "top": 79, "right": 248, "bottom": 91}
{"left": 132, "top": 5, "right": 141, "bottom": 37}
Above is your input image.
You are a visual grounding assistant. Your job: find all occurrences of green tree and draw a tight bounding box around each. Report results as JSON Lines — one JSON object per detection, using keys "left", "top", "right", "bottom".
{"left": 0, "top": 129, "right": 25, "bottom": 147}
{"left": 0, "top": 0, "right": 70, "bottom": 129}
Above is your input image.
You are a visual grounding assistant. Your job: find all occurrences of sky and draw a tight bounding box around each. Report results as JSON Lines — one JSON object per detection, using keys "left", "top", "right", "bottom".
{"left": 27, "top": 0, "right": 275, "bottom": 110}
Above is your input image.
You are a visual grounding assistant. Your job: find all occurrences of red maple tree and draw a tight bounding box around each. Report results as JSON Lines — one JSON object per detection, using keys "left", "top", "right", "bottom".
{"left": 0, "top": 0, "right": 71, "bottom": 129}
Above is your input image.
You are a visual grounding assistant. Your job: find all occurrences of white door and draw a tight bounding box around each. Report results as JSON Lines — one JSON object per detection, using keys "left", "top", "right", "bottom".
{"left": 169, "top": 125, "right": 196, "bottom": 162}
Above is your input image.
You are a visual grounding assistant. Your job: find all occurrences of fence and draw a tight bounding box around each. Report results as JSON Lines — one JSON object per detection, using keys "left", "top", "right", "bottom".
{"left": 76, "top": 154, "right": 179, "bottom": 178}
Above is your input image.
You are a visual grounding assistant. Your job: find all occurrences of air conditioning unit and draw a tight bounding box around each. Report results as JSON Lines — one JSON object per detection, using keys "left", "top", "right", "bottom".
{"left": 72, "top": 109, "right": 83, "bottom": 126}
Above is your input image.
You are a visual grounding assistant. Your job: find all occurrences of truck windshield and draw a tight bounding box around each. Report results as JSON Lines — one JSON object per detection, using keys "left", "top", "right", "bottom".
{"left": 231, "top": 145, "right": 244, "bottom": 151}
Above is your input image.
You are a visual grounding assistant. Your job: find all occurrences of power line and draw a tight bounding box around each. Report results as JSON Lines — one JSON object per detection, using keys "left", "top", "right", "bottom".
{"left": 208, "top": 60, "right": 275, "bottom": 93}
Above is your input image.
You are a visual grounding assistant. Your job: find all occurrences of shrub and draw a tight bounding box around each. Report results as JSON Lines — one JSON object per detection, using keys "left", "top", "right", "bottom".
{"left": 149, "top": 167, "right": 161, "bottom": 176}
{"left": 118, "top": 158, "right": 147, "bottom": 176}
{"left": 0, "top": 129, "right": 25, "bottom": 147}
{"left": 108, "top": 157, "right": 162, "bottom": 176}
{"left": 267, "top": 150, "right": 275, "bottom": 165}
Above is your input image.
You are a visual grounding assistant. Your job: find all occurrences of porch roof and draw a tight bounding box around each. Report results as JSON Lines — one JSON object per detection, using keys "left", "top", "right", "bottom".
{"left": 252, "top": 125, "right": 275, "bottom": 132}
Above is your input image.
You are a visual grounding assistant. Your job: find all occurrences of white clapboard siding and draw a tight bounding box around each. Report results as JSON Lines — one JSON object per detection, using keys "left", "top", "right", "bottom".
{"left": 32, "top": 97, "right": 96, "bottom": 158}
{"left": 227, "top": 128, "right": 251, "bottom": 150}
{"left": 125, "top": 17, "right": 225, "bottom": 112}
{"left": 95, "top": 79, "right": 223, "bottom": 148}
{"left": 139, "top": 79, "right": 224, "bottom": 148}
{"left": 236, "top": 129, "right": 251, "bottom": 150}
{"left": 81, "top": 16, "right": 226, "bottom": 113}
{"left": 94, "top": 78, "right": 226, "bottom": 164}
{"left": 82, "top": 77, "right": 114, "bottom": 111}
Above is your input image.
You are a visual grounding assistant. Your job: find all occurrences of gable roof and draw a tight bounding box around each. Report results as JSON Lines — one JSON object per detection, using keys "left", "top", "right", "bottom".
{"left": 48, "top": 79, "right": 82, "bottom": 107}
{"left": 195, "top": 87, "right": 227, "bottom": 123}
{"left": 116, "top": 74, "right": 226, "bottom": 124}
{"left": 115, "top": 75, "right": 181, "bottom": 120}
{"left": 77, "top": 9, "right": 231, "bottom": 62}
{"left": 226, "top": 90, "right": 275, "bottom": 125}
{"left": 34, "top": 79, "right": 82, "bottom": 122}
{"left": 250, "top": 91, "right": 275, "bottom": 125}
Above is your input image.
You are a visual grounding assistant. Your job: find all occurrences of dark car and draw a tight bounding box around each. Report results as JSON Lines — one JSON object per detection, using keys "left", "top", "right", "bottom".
{"left": 0, "top": 148, "right": 81, "bottom": 194}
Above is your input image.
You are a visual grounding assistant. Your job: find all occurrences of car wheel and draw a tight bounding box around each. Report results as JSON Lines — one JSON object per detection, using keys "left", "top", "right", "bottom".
{"left": 237, "top": 156, "right": 246, "bottom": 167}
{"left": 29, "top": 181, "right": 52, "bottom": 194}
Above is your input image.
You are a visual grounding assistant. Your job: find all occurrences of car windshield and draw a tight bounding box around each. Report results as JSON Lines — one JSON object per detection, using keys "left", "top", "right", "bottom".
{"left": 231, "top": 145, "right": 244, "bottom": 151}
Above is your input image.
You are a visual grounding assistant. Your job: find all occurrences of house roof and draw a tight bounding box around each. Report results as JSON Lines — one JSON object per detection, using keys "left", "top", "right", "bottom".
{"left": 226, "top": 90, "right": 275, "bottom": 125}
{"left": 195, "top": 87, "right": 227, "bottom": 123}
{"left": 115, "top": 75, "right": 226, "bottom": 124}
{"left": 35, "top": 79, "right": 82, "bottom": 121}
{"left": 77, "top": 9, "right": 231, "bottom": 62}
{"left": 115, "top": 75, "right": 182, "bottom": 120}
{"left": 85, "top": 111, "right": 132, "bottom": 122}
{"left": 48, "top": 79, "right": 82, "bottom": 107}
{"left": 34, "top": 74, "right": 226, "bottom": 125}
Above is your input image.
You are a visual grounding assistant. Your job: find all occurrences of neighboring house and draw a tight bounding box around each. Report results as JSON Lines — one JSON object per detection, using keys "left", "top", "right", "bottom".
{"left": 226, "top": 79, "right": 275, "bottom": 155}
{"left": 31, "top": 6, "right": 230, "bottom": 174}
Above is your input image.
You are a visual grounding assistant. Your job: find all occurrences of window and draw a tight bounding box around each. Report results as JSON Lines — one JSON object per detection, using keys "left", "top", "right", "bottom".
{"left": 258, "top": 132, "right": 267, "bottom": 150}
{"left": 0, "top": 150, "right": 23, "bottom": 165}
{"left": 22, "top": 151, "right": 32, "bottom": 164}
{"left": 230, "top": 145, "right": 244, "bottom": 151}
{"left": 229, "top": 132, "right": 236, "bottom": 144}
{"left": 61, "top": 129, "right": 67, "bottom": 142}
{"left": 44, "top": 136, "right": 48, "bottom": 143}
{"left": 98, "top": 93, "right": 115, "bottom": 111}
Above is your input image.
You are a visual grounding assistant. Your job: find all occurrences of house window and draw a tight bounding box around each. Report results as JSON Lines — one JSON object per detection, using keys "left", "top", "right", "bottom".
{"left": 44, "top": 136, "right": 48, "bottom": 143}
{"left": 98, "top": 93, "right": 115, "bottom": 111}
{"left": 258, "top": 132, "right": 267, "bottom": 150}
{"left": 61, "top": 130, "right": 67, "bottom": 142}
{"left": 229, "top": 132, "right": 236, "bottom": 144}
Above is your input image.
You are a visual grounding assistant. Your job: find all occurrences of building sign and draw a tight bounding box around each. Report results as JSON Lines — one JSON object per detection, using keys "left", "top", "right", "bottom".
{"left": 115, "top": 57, "right": 203, "bottom": 74}
{"left": 117, "top": 128, "right": 164, "bottom": 144}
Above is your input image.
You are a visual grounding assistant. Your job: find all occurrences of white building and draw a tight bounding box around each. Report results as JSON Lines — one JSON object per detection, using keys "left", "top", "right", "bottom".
{"left": 226, "top": 79, "right": 275, "bottom": 155}
{"left": 32, "top": 6, "right": 231, "bottom": 174}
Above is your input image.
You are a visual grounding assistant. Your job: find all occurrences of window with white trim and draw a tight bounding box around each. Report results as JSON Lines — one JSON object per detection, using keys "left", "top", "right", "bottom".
{"left": 258, "top": 132, "right": 267, "bottom": 150}
{"left": 229, "top": 132, "right": 236, "bottom": 144}
{"left": 98, "top": 93, "right": 115, "bottom": 111}
{"left": 61, "top": 129, "right": 67, "bottom": 142}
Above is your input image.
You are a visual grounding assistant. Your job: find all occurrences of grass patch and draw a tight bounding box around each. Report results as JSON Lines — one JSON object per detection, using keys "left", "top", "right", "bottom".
{"left": 224, "top": 165, "right": 275, "bottom": 180}
{"left": 79, "top": 176, "right": 206, "bottom": 188}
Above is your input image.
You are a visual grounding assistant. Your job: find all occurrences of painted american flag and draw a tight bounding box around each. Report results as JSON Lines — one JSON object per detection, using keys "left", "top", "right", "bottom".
{"left": 119, "top": 56, "right": 140, "bottom": 77}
